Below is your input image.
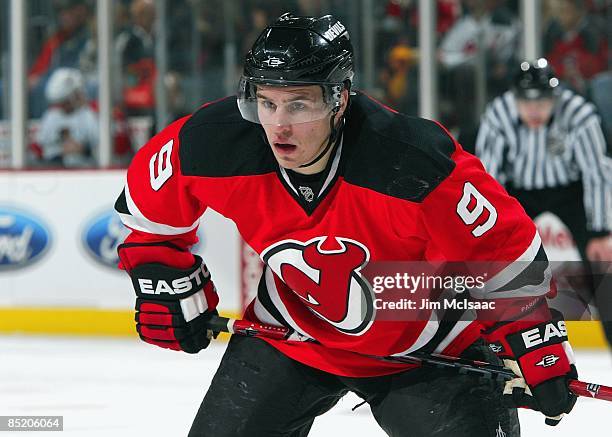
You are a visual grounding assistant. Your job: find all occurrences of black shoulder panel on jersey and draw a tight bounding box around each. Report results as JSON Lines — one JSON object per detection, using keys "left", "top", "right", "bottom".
{"left": 114, "top": 188, "right": 129, "bottom": 215}
{"left": 342, "top": 93, "right": 456, "bottom": 202}
{"left": 178, "top": 96, "right": 277, "bottom": 177}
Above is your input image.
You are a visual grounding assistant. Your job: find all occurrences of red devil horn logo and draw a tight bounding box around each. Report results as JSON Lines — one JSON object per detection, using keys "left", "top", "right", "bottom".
{"left": 263, "top": 237, "right": 374, "bottom": 335}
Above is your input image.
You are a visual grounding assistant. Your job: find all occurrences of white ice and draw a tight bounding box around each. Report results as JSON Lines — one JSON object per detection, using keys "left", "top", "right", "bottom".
{"left": 0, "top": 335, "right": 610, "bottom": 436}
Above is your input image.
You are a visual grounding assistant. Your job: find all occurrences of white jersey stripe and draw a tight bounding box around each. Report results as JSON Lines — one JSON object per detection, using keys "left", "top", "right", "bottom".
{"left": 319, "top": 136, "right": 343, "bottom": 196}
{"left": 433, "top": 319, "right": 475, "bottom": 353}
{"left": 390, "top": 310, "right": 440, "bottom": 357}
{"left": 120, "top": 182, "right": 201, "bottom": 235}
{"left": 263, "top": 266, "right": 314, "bottom": 340}
{"left": 473, "top": 231, "right": 543, "bottom": 296}
{"left": 534, "top": 128, "right": 546, "bottom": 189}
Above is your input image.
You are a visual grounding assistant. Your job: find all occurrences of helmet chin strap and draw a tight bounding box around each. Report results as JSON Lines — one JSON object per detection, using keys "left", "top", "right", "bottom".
{"left": 298, "top": 108, "right": 342, "bottom": 169}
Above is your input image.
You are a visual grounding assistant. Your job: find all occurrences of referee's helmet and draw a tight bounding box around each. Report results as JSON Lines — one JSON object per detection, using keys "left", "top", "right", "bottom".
{"left": 512, "top": 58, "right": 560, "bottom": 100}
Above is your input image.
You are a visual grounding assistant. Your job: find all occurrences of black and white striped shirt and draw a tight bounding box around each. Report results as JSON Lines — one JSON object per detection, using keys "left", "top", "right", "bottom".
{"left": 475, "top": 88, "right": 611, "bottom": 232}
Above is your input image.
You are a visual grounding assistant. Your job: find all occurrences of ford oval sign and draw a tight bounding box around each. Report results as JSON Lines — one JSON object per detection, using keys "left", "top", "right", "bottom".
{"left": 83, "top": 211, "right": 129, "bottom": 268}
{"left": 0, "top": 206, "right": 51, "bottom": 270}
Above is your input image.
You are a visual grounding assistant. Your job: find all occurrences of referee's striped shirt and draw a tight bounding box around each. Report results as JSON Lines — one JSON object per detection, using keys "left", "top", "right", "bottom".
{"left": 475, "top": 88, "right": 611, "bottom": 233}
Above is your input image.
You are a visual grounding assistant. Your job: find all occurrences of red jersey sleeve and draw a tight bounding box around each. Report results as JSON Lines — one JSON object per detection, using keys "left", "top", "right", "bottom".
{"left": 421, "top": 146, "right": 541, "bottom": 263}
{"left": 420, "top": 143, "right": 554, "bottom": 324}
{"left": 115, "top": 115, "right": 207, "bottom": 265}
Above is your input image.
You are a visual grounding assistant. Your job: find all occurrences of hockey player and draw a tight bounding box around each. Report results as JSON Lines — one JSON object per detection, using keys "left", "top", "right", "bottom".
{"left": 115, "top": 14, "right": 578, "bottom": 436}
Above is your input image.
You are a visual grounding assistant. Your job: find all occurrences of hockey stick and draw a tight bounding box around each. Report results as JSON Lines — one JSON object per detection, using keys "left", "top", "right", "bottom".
{"left": 205, "top": 314, "right": 612, "bottom": 402}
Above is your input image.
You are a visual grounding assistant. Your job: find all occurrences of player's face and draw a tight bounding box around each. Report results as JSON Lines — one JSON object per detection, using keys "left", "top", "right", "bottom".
{"left": 516, "top": 98, "right": 555, "bottom": 129}
{"left": 256, "top": 85, "right": 345, "bottom": 173}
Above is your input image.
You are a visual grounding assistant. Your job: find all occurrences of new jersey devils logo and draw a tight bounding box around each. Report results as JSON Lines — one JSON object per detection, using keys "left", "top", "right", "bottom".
{"left": 262, "top": 237, "right": 375, "bottom": 335}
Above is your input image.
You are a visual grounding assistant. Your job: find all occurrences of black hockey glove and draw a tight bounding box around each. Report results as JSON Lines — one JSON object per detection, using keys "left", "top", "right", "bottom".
{"left": 483, "top": 310, "right": 578, "bottom": 425}
{"left": 501, "top": 359, "right": 577, "bottom": 426}
{"left": 119, "top": 243, "right": 220, "bottom": 353}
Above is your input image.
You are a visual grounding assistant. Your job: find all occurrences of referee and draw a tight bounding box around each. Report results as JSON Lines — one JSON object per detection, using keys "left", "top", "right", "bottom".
{"left": 475, "top": 58, "right": 612, "bottom": 342}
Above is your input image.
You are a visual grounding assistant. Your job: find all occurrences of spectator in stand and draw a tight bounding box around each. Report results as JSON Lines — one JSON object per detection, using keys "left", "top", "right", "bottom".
{"left": 380, "top": 43, "right": 419, "bottom": 115}
{"left": 376, "top": 0, "right": 460, "bottom": 114}
{"left": 37, "top": 68, "right": 98, "bottom": 168}
{"left": 193, "top": 0, "right": 229, "bottom": 102}
{"left": 45, "top": 3, "right": 133, "bottom": 165}
{"left": 544, "top": 0, "right": 608, "bottom": 95}
{"left": 377, "top": 0, "right": 417, "bottom": 68}
{"left": 28, "top": 0, "right": 92, "bottom": 118}
{"left": 404, "top": 0, "right": 461, "bottom": 38}
{"left": 296, "top": 0, "right": 324, "bottom": 16}
{"left": 115, "top": 0, "right": 157, "bottom": 118}
{"left": 438, "top": 0, "right": 519, "bottom": 133}
{"left": 436, "top": 0, "right": 462, "bottom": 36}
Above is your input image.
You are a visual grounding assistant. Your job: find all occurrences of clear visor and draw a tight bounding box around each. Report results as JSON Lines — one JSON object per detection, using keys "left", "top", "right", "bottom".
{"left": 237, "top": 77, "right": 342, "bottom": 125}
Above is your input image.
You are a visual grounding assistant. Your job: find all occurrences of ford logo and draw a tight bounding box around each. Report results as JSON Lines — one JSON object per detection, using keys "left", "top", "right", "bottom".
{"left": 0, "top": 206, "right": 51, "bottom": 270}
{"left": 82, "top": 210, "right": 129, "bottom": 268}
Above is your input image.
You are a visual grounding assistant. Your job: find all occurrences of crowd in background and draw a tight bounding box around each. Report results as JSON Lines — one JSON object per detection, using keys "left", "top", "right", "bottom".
{"left": 0, "top": 0, "right": 609, "bottom": 168}
{"left": 376, "top": 0, "right": 610, "bottom": 148}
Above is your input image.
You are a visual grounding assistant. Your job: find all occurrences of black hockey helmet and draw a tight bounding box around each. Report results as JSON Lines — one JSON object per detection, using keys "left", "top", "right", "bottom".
{"left": 512, "top": 58, "right": 560, "bottom": 100}
{"left": 237, "top": 13, "right": 354, "bottom": 125}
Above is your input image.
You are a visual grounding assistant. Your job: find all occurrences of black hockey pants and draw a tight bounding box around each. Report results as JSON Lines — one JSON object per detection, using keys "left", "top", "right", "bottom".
{"left": 188, "top": 335, "right": 519, "bottom": 437}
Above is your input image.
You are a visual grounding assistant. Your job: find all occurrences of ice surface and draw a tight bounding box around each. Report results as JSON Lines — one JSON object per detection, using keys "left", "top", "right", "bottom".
{"left": 0, "top": 335, "right": 609, "bottom": 436}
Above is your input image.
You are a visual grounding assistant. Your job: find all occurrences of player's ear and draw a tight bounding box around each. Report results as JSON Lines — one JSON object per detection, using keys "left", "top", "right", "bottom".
{"left": 336, "top": 89, "right": 350, "bottom": 121}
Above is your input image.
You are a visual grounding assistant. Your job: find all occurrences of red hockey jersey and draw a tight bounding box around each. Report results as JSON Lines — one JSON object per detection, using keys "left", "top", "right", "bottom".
{"left": 115, "top": 92, "right": 552, "bottom": 377}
